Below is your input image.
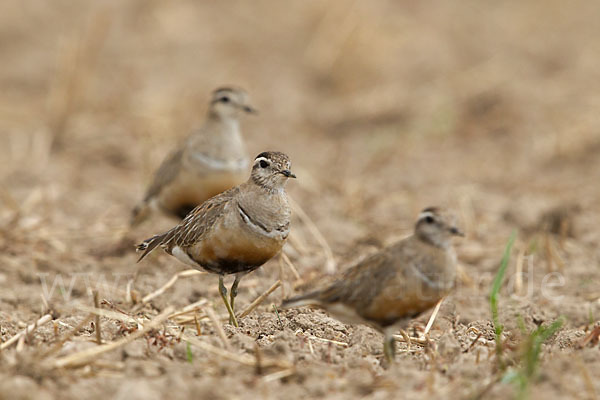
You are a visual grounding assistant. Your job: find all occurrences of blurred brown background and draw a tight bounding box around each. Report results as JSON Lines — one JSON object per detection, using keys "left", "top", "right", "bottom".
{"left": 2, "top": 1, "right": 599, "bottom": 239}
{"left": 1, "top": 1, "right": 599, "bottom": 399}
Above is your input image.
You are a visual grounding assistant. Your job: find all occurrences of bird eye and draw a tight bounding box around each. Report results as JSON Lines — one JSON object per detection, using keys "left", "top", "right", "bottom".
{"left": 425, "top": 216, "right": 435, "bottom": 224}
{"left": 259, "top": 160, "right": 269, "bottom": 168}
{"left": 220, "top": 96, "right": 230, "bottom": 103}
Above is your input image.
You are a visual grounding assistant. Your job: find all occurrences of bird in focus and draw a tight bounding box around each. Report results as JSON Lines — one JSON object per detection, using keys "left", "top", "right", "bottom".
{"left": 136, "top": 151, "right": 296, "bottom": 327}
{"left": 281, "top": 207, "right": 463, "bottom": 362}
{"left": 131, "top": 86, "right": 255, "bottom": 225}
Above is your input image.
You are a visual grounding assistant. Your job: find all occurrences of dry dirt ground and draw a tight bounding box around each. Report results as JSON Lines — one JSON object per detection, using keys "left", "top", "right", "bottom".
{"left": 1, "top": 1, "right": 600, "bottom": 399}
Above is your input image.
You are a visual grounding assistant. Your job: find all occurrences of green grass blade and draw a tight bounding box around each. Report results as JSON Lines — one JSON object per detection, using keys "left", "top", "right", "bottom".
{"left": 516, "top": 317, "right": 565, "bottom": 400}
{"left": 186, "top": 341, "right": 193, "bottom": 364}
{"left": 273, "top": 304, "right": 284, "bottom": 330}
{"left": 490, "top": 231, "right": 517, "bottom": 368}
{"left": 523, "top": 317, "right": 565, "bottom": 378}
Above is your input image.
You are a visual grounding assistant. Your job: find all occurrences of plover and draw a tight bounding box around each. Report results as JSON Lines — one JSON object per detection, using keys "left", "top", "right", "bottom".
{"left": 282, "top": 207, "right": 463, "bottom": 362}
{"left": 132, "top": 87, "right": 255, "bottom": 225}
{"left": 137, "top": 151, "right": 295, "bottom": 327}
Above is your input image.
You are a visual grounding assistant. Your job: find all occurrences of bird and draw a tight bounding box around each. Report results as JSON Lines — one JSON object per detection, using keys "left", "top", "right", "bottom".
{"left": 281, "top": 207, "right": 463, "bottom": 362}
{"left": 131, "top": 86, "right": 256, "bottom": 225}
{"left": 136, "top": 151, "right": 296, "bottom": 327}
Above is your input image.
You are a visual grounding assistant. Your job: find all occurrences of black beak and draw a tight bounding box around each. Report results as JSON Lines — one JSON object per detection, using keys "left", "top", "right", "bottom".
{"left": 243, "top": 105, "right": 258, "bottom": 114}
{"left": 281, "top": 170, "right": 296, "bottom": 178}
{"left": 449, "top": 227, "right": 464, "bottom": 237}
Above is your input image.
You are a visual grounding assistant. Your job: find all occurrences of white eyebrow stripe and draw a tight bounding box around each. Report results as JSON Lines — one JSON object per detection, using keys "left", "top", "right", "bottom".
{"left": 253, "top": 157, "right": 270, "bottom": 165}
{"left": 418, "top": 211, "right": 436, "bottom": 220}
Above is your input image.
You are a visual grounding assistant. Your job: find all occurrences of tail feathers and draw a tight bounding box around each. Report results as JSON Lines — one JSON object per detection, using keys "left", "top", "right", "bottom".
{"left": 136, "top": 234, "right": 165, "bottom": 262}
{"left": 280, "top": 292, "right": 322, "bottom": 310}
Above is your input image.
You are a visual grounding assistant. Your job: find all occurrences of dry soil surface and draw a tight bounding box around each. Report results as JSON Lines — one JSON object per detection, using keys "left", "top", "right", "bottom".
{"left": 1, "top": 1, "right": 600, "bottom": 399}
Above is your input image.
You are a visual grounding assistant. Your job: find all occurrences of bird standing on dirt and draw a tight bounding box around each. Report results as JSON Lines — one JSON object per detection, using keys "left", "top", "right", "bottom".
{"left": 131, "top": 87, "right": 255, "bottom": 225}
{"left": 281, "top": 207, "right": 463, "bottom": 362}
{"left": 136, "top": 152, "right": 296, "bottom": 327}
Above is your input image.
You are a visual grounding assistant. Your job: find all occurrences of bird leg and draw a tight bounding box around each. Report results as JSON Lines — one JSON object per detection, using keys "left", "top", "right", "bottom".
{"left": 229, "top": 273, "right": 246, "bottom": 325}
{"left": 219, "top": 275, "right": 239, "bottom": 327}
{"left": 383, "top": 332, "right": 396, "bottom": 363}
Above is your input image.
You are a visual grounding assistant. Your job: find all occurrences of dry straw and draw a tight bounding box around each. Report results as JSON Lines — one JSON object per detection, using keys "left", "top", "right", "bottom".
{"left": 52, "top": 306, "right": 174, "bottom": 369}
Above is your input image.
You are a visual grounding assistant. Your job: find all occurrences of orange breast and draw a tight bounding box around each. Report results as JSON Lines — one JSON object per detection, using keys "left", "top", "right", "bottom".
{"left": 362, "top": 292, "right": 442, "bottom": 326}
{"left": 187, "top": 220, "right": 283, "bottom": 274}
{"left": 360, "top": 276, "right": 452, "bottom": 327}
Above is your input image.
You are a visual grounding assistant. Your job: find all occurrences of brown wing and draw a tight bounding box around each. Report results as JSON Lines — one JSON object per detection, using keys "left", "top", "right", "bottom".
{"left": 316, "top": 251, "right": 394, "bottom": 309}
{"left": 169, "top": 186, "right": 239, "bottom": 249}
{"left": 345, "top": 241, "right": 449, "bottom": 326}
{"left": 143, "top": 148, "right": 184, "bottom": 202}
{"left": 136, "top": 185, "right": 241, "bottom": 262}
